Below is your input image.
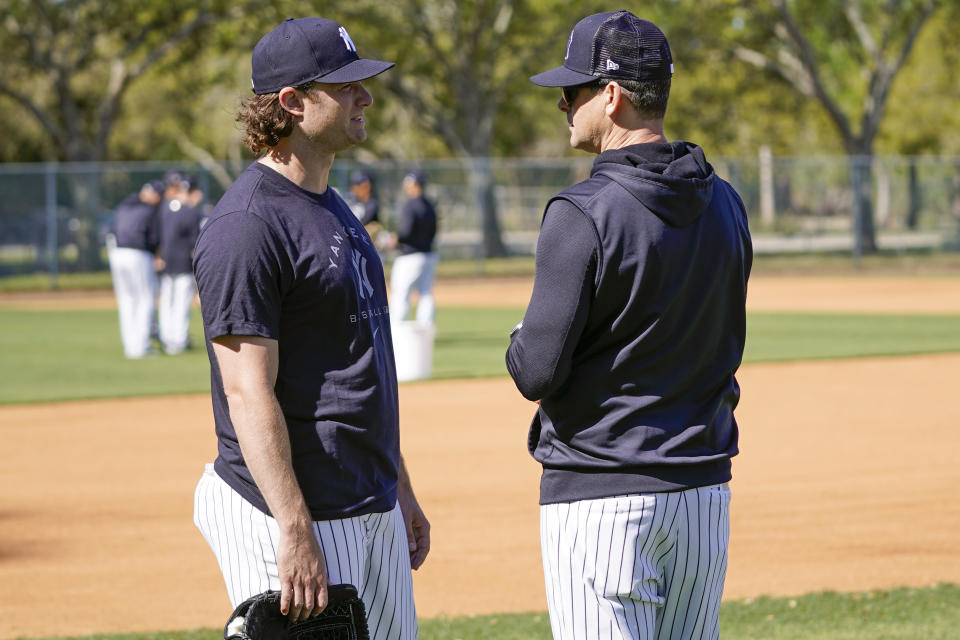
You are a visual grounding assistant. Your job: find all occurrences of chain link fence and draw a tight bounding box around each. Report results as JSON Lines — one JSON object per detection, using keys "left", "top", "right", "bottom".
{"left": 2, "top": 154, "right": 959, "bottom": 284}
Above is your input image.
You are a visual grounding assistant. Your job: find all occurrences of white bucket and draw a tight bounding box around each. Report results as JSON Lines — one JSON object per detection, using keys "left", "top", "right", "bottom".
{"left": 392, "top": 321, "right": 436, "bottom": 382}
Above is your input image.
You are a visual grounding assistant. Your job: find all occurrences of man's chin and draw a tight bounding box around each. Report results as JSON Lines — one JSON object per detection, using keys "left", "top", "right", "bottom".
{"left": 350, "top": 128, "right": 368, "bottom": 145}
{"left": 570, "top": 136, "right": 595, "bottom": 154}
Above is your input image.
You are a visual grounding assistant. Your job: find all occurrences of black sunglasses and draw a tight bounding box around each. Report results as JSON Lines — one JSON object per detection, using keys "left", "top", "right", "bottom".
{"left": 561, "top": 81, "right": 604, "bottom": 106}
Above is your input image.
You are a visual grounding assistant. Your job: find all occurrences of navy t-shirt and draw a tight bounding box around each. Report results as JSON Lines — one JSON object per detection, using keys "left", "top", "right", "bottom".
{"left": 158, "top": 199, "right": 203, "bottom": 274}
{"left": 112, "top": 193, "right": 159, "bottom": 252}
{"left": 193, "top": 162, "right": 399, "bottom": 520}
{"left": 397, "top": 196, "right": 437, "bottom": 254}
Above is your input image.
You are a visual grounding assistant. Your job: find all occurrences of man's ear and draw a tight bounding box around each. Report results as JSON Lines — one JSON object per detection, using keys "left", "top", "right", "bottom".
{"left": 277, "top": 87, "right": 306, "bottom": 117}
{"left": 603, "top": 81, "right": 622, "bottom": 117}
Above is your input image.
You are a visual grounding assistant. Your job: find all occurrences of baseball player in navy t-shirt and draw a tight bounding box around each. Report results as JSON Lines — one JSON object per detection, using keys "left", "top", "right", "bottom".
{"left": 508, "top": 11, "right": 752, "bottom": 640}
{"left": 191, "top": 18, "right": 428, "bottom": 639}
{"left": 106, "top": 180, "right": 161, "bottom": 359}
{"left": 156, "top": 173, "right": 204, "bottom": 355}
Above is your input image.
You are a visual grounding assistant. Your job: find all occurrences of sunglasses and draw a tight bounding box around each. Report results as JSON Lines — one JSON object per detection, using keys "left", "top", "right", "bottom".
{"left": 561, "top": 81, "right": 603, "bottom": 106}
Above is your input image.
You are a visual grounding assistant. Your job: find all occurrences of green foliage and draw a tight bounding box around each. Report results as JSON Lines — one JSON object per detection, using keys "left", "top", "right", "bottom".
{"left": 0, "top": 0, "right": 274, "bottom": 162}
{"left": 880, "top": 8, "right": 960, "bottom": 154}
{"left": 719, "top": 0, "right": 947, "bottom": 155}
{"left": 2, "top": 0, "right": 958, "bottom": 162}
{"left": 319, "top": 0, "right": 615, "bottom": 158}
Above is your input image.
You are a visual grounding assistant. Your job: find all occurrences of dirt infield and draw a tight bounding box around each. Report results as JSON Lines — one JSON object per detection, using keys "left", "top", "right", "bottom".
{"left": 2, "top": 275, "right": 960, "bottom": 639}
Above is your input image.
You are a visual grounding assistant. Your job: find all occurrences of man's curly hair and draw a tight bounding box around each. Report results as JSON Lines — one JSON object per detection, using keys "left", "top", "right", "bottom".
{"left": 236, "top": 82, "right": 318, "bottom": 153}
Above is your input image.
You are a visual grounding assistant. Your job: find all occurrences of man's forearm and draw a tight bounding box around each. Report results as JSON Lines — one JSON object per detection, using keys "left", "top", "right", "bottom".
{"left": 397, "top": 454, "right": 414, "bottom": 494}
{"left": 227, "top": 388, "right": 313, "bottom": 530}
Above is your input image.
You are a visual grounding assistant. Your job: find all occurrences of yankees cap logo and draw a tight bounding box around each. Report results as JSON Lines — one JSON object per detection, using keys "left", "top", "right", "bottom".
{"left": 564, "top": 31, "right": 574, "bottom": 61}
{"left": 339, "top": 26, "right": 357, "bottom": 52}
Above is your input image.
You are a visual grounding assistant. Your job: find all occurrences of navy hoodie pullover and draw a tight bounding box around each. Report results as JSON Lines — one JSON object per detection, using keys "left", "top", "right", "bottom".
{"left": 506, "top": 141, "right": 752, "bottom": 504}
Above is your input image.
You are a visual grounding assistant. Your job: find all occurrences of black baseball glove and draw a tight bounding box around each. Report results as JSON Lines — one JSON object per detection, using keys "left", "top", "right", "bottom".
{"left": 224, "top": 584, "right": 369, "bottom": 640}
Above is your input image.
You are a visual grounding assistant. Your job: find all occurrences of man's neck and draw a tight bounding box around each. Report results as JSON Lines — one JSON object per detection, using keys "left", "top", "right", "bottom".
{"left": 259, "top": 135, "right": 335, "bottom": 195}
{"left": 600, "top": 122, "right": 666, "bottom": 153}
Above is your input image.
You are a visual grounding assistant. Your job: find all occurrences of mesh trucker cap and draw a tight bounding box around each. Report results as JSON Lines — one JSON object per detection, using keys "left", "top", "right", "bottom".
{"left": 251, "top": 18, "right": 394, "bottom": 94}
{"left": 530, "top": 9, "right": 673, "bottom": 87}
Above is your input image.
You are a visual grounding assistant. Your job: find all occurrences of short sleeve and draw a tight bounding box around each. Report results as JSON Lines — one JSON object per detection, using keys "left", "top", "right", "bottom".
{"left": 193, "top": 211, "right": 286, "bottom": 341}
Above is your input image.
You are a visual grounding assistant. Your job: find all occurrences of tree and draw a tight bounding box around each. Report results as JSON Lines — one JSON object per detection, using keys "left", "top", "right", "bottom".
{"left": 0, "top": 0, "right": 269, "bottom": 267}
{"left": 328, "top": 0, "right": 611, "bottom": 257}
{"left": 731, "top": 0, "right": 941, "bottom": 254}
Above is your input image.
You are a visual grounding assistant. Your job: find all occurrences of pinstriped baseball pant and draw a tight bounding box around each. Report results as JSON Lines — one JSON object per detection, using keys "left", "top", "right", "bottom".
{"left": 540, "top": 484, "right": 730, "bottom": 640}
{"left": 193, "top": 464, "right": 417, "bottom": 639}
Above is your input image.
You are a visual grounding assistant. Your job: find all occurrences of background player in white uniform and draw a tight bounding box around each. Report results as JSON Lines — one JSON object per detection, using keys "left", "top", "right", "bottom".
{"left": 192, "top": 18, "right": 429, "bottom": 638}
{"left": 507, "top": 11, "right": 752, "bottom": 640}
{"left": 156, "top": 173, "right": 204, "bottom": 354}
{"left": 107, "top": 180, "right": 161, "bottom": 359}
{"left": 388, "top": 171, "right": 438, "bottom": 325}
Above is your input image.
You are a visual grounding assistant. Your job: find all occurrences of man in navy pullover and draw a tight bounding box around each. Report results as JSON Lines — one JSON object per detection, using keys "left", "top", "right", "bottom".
{"left": 506, "top": 10, "right": 752, "bottom": 640}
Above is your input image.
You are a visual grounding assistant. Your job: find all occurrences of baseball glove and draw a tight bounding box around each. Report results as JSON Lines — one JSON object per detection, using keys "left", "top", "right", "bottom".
{"left": 224, "top": 584, "right": 369, "bottom": 640}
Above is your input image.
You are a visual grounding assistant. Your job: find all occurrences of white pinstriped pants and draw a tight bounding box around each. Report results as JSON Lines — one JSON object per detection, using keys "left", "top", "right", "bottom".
{"left": 157, "top": 273, "right": 195, "bottom": 354}
{"left": 107, "top": 245, "right": 157, "bottom": 358}
{"left": 193, "top": 464, "right": 417, "bottom": 639}
{"left": 389, "top": 252, "right": 438, "bottom": 324}
{"left": 540, "top": 484, "right": 730, "bottom": 640}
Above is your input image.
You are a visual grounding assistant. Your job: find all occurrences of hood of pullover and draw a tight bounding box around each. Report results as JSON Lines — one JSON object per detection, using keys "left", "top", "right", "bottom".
{"left": 592, "top": 141, "right": 714, "bottom": 227}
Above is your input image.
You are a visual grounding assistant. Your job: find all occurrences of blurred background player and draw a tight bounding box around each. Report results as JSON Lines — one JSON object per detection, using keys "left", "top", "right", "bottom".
{"left": 388, "top": 170, "right": 438, "bottom": 325}
{"left": 106, "top": 180, "right": 162, "bottom": 359}
{"left": 156, "top": 172, "right": 205, "bottom": 354}
{"left": 346, "top": 170, "right": 383, "bottom": 240}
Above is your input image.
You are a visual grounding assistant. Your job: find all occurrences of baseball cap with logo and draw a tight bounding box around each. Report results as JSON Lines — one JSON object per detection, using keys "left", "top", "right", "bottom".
{"left": 530, "top": 9, "right": 673, "bottom": 87}
{"left": 251, "top": 18, "right": 395, "bottom": 95}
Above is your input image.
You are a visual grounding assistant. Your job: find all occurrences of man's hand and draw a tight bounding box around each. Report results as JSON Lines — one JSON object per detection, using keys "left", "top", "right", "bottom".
{"left": 397, "top": 457, "right": 430, "bottom": 570}
{"left": 398, "top": 487, "right": 430, "bottom": 569}
{"left": 277, "top": 521, "right": 329, "bottom": 621}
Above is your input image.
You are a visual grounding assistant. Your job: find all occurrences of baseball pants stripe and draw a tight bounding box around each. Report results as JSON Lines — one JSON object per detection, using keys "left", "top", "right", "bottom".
{"left": 540, "top": 484, "right": 730, "bottom": 640}
{"left": 193, "top": 464, "right": 417, "bottom": 639}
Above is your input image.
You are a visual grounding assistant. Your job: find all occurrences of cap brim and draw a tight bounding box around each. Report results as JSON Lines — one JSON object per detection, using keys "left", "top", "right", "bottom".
{"left": 316, "top": 58, "right": 395, "bottom": 83}
{"left": 530, "top": 65, "right": 597, "bottom": 87}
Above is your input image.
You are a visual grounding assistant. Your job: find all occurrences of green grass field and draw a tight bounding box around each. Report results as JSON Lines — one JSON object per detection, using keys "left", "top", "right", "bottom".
{"left": 13, "top": 584, "right": 960, "bottom": 640}
{"left": 2, "top": 306, "right": 960, "bottom": 404}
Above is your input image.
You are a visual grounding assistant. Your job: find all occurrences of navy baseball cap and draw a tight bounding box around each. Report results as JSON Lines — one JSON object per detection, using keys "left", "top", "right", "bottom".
{"left": 349, "top": 170, "right": 373, "bottom": 186}
{"left": 403, "top": 170, "right": 426, "bottom": 186}
{"left": 531, "top": 10, "right": 673, "bottom": 87}
{"left": 251, "top": 18, "right": 394, "bottom": 94}
{"left": 144, "top": 180, "right": 165, "bottom": 194}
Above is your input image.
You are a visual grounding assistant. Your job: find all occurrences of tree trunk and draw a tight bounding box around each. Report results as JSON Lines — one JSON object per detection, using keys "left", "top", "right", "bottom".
{"left": 850, "top": 155, "right": 878, "bottom": 257}
{"left": 848, "top": 145, "right": 877, "bottom": 258}
{"left": 466, "top": 157, "right": 508, "bottom": 258}
{"left": 907, "top": 161, "right": 920, "bottom": 230}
